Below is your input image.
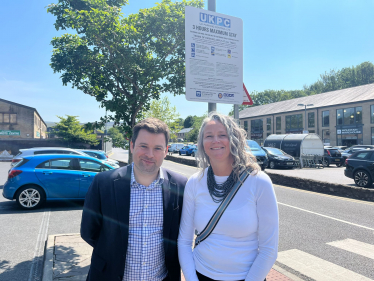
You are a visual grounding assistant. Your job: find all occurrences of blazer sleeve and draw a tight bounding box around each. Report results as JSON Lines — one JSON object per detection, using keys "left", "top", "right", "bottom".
{"left": 80, "top": 173, "right": 103, "bottom": 248}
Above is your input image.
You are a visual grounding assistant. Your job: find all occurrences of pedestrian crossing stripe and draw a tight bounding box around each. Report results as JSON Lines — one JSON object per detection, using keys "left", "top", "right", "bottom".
{"left": 327, "top": 239, "right": 374, "bottom": 260}
{"left": 277, "top": 249, "right": 373, "bottom": 281}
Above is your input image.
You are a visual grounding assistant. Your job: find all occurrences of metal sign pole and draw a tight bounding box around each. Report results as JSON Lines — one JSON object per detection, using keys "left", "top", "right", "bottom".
{"left": 208, "top": 0, "right": 216, "bottom": 113}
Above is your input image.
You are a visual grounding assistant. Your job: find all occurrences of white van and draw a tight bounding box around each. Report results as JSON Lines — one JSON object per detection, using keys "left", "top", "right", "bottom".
{"left": 168, "top": 143, "right": 184, "bottom": 153}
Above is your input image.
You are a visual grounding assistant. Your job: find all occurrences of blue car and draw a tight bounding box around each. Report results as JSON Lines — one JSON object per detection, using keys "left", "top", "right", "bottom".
{"left": 246, "top": 140, "right": 268, "bottom": 171}
{"left": 179, "top": 145, "right": 197, "bottom": 156}
{"left": 3, "top": 154, "right": 114, "bottom": 210}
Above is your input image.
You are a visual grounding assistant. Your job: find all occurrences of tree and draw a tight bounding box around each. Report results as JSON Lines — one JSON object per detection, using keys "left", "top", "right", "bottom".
{"left": 142, "top": 96, "right": 182, "bottom": 141}
{"left": 184, "top": 115, "right": 196, "bottom": 128}
{"left": 108, "top": 127, "right": 127, "bottom": 148}
{"left": 185, "top": 114, "right": 206, "bottom": 143}
{"left": 48, "top": 0, "right": 203, "bottom": 163}
{"left": 53, "top": 115, "right": 99, "bottom": 146}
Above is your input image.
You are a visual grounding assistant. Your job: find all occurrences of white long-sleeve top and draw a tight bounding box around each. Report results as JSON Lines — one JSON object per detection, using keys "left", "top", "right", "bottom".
{"left": 178, "top": 168, "right": 279, "bottom": 281}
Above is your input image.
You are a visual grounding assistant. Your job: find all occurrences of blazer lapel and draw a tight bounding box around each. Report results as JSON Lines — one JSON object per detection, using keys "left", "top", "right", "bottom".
{"left": 114, "top": 165, "right": 132, "bottom": 252}
{"left": 162, "top": 172, "right": 174, "bottom": 254}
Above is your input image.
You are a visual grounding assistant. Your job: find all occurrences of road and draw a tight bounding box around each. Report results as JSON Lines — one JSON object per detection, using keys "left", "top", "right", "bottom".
{"left": 0, "top": 148, "right": 373, "bottom": 280}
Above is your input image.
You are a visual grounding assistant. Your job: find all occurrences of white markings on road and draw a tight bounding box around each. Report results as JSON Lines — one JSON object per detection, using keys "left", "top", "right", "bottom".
{"left": 277, "top": 249, "right": 373, "bottom": 281}
{"left": 278, "top": 202, "right": 374, "bottom": 231}
{"left": 327, "top": 239, "right": 374, "bottom": 260}
{"left": 28, "top": 210, "right": 51, "bottom": 281}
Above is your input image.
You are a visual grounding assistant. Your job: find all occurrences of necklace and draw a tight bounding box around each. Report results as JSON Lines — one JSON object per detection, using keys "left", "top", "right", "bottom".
{"left": 207, "top": 166, "right": 236, "bottom": 203}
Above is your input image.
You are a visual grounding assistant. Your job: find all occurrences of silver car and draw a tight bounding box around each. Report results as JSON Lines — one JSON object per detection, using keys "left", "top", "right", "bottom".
{"left": 79, "top": 149, "right": 120, "bottom": 169}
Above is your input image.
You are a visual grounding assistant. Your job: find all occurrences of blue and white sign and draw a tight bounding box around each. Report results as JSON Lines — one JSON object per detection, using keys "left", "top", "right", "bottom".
{"left": 185, "top": 6, "right": 243, "bottom": 104}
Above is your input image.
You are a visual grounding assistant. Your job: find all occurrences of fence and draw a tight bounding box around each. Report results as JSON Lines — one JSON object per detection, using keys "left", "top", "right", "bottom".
{"left": 299, "top": 154, "right": 324, "bottom": 168}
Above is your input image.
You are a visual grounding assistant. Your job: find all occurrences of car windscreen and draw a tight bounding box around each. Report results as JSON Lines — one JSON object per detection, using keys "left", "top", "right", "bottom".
{"left": 246, "top": 141, "right": 261, "bottom": 151}
{"left": 265, "top": 148, "right": 285, "bottom": 155}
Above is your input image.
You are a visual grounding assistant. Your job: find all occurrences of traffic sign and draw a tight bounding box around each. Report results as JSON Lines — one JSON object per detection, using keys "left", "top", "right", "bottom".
{"left": 242, "top": 83, "right": 253, "bottom": 105}
{"left": 185, "top": 6, "right": 243, "bottom": 104}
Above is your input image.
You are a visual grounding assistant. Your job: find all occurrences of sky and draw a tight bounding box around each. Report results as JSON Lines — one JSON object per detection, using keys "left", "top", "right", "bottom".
{"left": 1, "top": 0, "right": 374, "bottom": 123}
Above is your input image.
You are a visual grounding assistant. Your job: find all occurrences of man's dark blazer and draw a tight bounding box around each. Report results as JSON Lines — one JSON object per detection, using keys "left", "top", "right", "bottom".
{"left": 81, "top": 164, "right": 187, "bottom": 281}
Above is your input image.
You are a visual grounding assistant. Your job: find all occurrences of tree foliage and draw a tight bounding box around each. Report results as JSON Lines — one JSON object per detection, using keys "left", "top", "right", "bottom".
{"left": 142, "top": 96, "right": 182, "bottom": 141}
{"left": 183, "top": 115, "right": 196, "bottom": 128}
{"left": 53, "top": 115, "right": 99, "bottom": 145}
{"left": 108, "top": 127, "right": 127, "bottom": 148}
{"left": 47, "top": 0, "right": 203, "bottom": 162}
{"left": 185, "top": 114, "right": 206, "bottom": 142}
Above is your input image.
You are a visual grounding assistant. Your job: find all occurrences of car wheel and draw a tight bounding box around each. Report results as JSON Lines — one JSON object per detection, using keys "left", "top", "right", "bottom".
{"left": 261, "top": 165, "right": 266, "bottom": 171}
{"left": 269, "top": 161, "right": 275, "bottom": 169}
{"left": 16, "top": 185, "right": 45, "bottom": 210}
{"left": 191, "top": 152, "right": 195, "bottom": 157}
{"left": 354, "top": 170, "right": 373, "bottom": 188}
{"left": 322, "top": 159, "right": 329, "bottom": 167}
{"left": 179, "top": 152, "right": 181, "bottom": 155}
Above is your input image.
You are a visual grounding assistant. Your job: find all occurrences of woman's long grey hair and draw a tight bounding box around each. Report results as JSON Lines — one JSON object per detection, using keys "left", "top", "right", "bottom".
{"left": 196, "top": 112, "right": 260, "bottom": 179}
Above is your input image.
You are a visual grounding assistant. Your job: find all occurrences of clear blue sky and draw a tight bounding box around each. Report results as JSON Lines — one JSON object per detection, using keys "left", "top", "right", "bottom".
{"left": 1, "top": 0, "right": 374, "bottom": 123}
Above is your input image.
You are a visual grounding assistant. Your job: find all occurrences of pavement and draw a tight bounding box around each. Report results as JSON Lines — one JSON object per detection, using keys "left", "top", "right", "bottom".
{"left": 42, "top": 233, "right": 301, "bottom": 281}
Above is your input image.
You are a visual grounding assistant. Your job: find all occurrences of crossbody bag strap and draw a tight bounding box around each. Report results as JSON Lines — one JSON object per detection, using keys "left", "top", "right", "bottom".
{"left": 194, "top": 169, "right": 251, "bottom": 247}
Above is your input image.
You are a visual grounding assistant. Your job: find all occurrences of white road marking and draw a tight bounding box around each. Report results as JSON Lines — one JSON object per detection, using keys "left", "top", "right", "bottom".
{"left": 278, "top": 202, "right": 374, "bottom": 231}
{"left": 277, "top": 249, "right": 373, "bottom": 281}
{"left": 327, "top": 239, "right": 374, "bottom": 260}
{"left": 28, "top": 210, "right": 50, "bottom": 281}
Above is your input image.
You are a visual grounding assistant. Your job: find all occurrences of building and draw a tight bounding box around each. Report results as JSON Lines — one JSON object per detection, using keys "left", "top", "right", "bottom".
{"left": 239, "top": 84, "right": 374, "bottom": 146}
{"left": 0, "top": 98, "right": 47, "bottom": 139}
{"left": 177, "top": 128, "right": 193, "bottom": 141}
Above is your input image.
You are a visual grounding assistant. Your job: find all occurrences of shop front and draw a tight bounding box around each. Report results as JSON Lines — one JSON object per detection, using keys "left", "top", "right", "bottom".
{"left": 336, "top": 126, "right": 363, "bottom": 146}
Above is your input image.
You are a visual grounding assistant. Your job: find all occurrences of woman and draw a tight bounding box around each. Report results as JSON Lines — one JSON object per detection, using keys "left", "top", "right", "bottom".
{"left": 178, "top": 112, "right": 279, "bottom": 281}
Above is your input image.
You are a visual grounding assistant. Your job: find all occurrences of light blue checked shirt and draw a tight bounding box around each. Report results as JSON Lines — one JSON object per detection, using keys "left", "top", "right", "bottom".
{"left": 123, "top": 163, "right": 167, "bottom": 281}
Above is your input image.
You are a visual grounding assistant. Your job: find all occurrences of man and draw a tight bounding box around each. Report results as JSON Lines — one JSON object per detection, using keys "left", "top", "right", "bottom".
{"left": 81, "top": 118, "right": 187, "bottom": 281}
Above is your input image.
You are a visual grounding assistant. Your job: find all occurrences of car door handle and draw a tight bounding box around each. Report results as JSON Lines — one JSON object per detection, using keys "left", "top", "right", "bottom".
{"left": 82, "top": 174, "right": 91, "bottom": 177}
{"left": 43, "top": 171, "right": 53, "bottom": 175}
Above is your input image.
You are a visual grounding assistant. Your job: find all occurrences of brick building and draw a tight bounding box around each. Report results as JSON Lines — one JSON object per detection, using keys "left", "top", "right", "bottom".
{"left": 0, "top": 98, "right": 47, "bottom": 139}
{"left": 239, "top": 84, "right": 374, "bottom": 146}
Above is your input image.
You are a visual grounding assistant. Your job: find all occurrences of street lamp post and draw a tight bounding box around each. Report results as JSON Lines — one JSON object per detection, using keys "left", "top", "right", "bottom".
{"left": 297, "top": 103, "right": 314, "bottom": 133}
{"left": 208, "top": 0, "right": 216, "bottom": 114}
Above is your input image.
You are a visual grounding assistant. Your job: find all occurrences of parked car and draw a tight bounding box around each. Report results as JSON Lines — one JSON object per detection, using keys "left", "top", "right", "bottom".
{"left": 332, "top": 146, "right": 348, "bottom": 152}
{"left": 344, "top": 149, "right": 374, "bottom": 188}
{"left": 11, "top": 147, "right": 89, "bottom": 167}
{"left": 322, "top": 148, "right": 344, "bottom": 167}
{"left": 262, "top": 147, "right": 295, "bottom": 169}
{"left": 3, "top": 154, "right": 114, "bottom": 210}
{"left": 179, "top": 145, "right": 197, "bottom": 156}
{"left": 168, "top": 143, "right": 184, "bottom": 153}
{"left": 246, "top": 140, "right": 268, "bottom": 171}
{"left": 191, "top": 147, "right": 198, "bottom": 157}
{"left": 341, "top": 147, "right": 370, "bottom": 166}
{"left": 79, "top": 149, "right": 120, "bottom": 168}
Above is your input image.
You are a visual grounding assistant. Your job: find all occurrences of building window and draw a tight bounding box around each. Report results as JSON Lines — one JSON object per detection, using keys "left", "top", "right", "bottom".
{"left": 267, "top": 118, "right": 271, "bottom": 131}
{"left": 251, "top": 119, "right": 263, "bottom": 132}
{"left": 322, "top": 111, "right": 329, "bottom": 127}
{"left": 244, "top": 121, "right": 248, "bottom": 131}
{"left": 322, "top": 129, "right": 330, "bottom": 145}
{"left": 337, "top": 109, "right": 343, "bottom": 126}
{"left": 10, "top": 114, "right": 17, "bottom": 124}
{"left": 371, "top": 105, "right": 374, "bottom": 123}
{"left": 355, "top": 107, "right": 362, "bottom": 124}
{"left": 309, "top": 130, "right": 315, "bottom": 133}
{"left": 3, "top": 114, "right": 10, "bottom": 123}
{"left": 372, "top": 128, "right": 374, "bottom": 145}
{"left": 286, "top": 114, "right": 303, "bottom": 132}
{"left": 308, "top": 112, "right": 315, "bottom": 128}
{"left": 276, "top": 117, "right": 281, "bottom": 130}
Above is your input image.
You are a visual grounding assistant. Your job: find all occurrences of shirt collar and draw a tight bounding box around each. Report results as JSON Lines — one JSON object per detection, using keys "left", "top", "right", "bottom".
{"left": 130, "top": 162, "right": 165, "bottom": 187}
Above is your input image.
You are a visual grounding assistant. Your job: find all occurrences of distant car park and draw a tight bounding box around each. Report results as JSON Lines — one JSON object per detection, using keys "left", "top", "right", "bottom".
{"left": 168, "top": 143, "right": 184, "bottom": 153}
{"left": 3, "top": 154, "right": 114, "bottom": 209}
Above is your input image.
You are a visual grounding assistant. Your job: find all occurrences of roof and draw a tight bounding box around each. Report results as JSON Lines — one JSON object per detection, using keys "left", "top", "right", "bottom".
{"left": 178, "top": 128, "right": 193, "bottom": 134}
{"left": 239, "top": 83, "right": 374, "bottom": 119}
{"left": 0, "top": 98, "right": 47, "bottom": 127}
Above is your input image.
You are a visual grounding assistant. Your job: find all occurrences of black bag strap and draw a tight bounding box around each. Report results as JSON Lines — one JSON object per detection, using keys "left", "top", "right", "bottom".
{"left": 194, "top": 169, "right": 251, "bottom": 247}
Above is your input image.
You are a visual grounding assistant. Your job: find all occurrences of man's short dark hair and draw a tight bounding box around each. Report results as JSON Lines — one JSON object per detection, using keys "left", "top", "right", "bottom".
{"left": 132, "top": 118, "right": 170, "bottom": 147}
